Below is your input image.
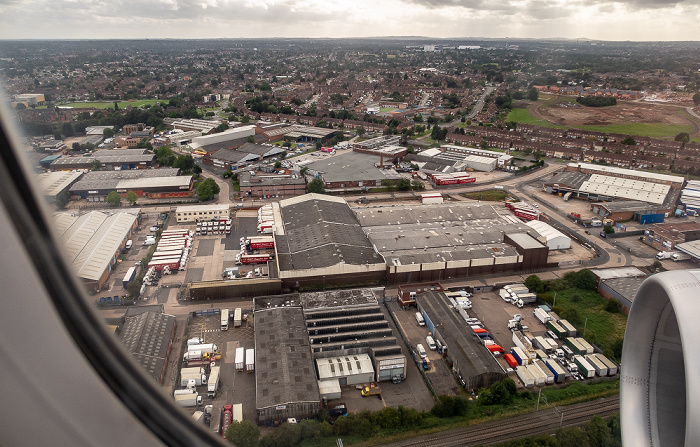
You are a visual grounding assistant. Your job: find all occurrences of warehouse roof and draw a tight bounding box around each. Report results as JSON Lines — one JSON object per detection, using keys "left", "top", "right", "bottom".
{"left": 79, "top": 168, "right": 181, "bottom": 180}
{"left": 524, "top": 220, "right": 569, "bottom": 242}
{"left": 285, "top": 126, "right": 336, "bottom": 139}
{"left": 276, "top": 194, "right": 384, "bottom": 271}
{"left": 589, "top": 266, "right": 646, "bottom": 282}
{"left": 39, "top": 170, "right": 83, "bottom": 197}
{"left": 255, "top": 306, "right": 319, "bottom": 410}
{"left": 70, "top": 171, "right": 192, "bottom": 192}
{"left": 675, "top": 240, "right": 700, "bottom": 259}
{"left": 543, "top": 170, "right": 589, "bottom": 189}
{"left": 567, "top": 162, "right": 684, "bottom": 185}
{"left": 51, "top": 154, "right": 155, "bottom": 167}
{"left": 601, "top": 277, "right": 645, "bottom": 304}
{"left": 417, "top": 291, "right": 504, "bottom": 389}
{"left": 307, "top": 151, "right": 393, "bottom": 183}
{"left": 118, "top": 311, "right": 176, "bottom": 383}
{"left": 594, "top": 200, "right": 664, "bottom": 213}
{"left": 92, "top": 149, "right": 148, "bottom": 157}
{"left": 317, "top": 354, "right": 374, "bottom": 380}
{"left": 579, "top": 180, "right": 668, "bottom": 204}
{"left": 209, "top": 148, "right": 260, "bottom": 163}
{"left": 300, "top": 288, "right": 378, "bottom": 309}
{"left": 176, "top": 204, "right": 230, "bottom": 213}
{"left": 55, "top": 211, "right": 138, "bottom": 282}
{"left": 506, "top": 232, "right": 547, "bottom": 250}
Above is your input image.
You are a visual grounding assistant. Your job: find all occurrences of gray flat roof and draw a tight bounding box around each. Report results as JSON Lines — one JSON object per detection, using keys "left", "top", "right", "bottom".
{"left": 300, "top": 288, "right": 378, "bottom": 309}
{"left": 92, "top": 149, "right": 148, "bottom": 157}
{"left": 255, "top": 306, "right": 320, "bottom": 409}
{"left": 590, "top": 266, "right": 646, "bottom": 281}
{"left": 51, "top": 154, "right": 155, "bottom": 166}
{"left": 118, "top": 312, "right": 175, "bottom": 383}
{"left": 595, "top": 200, "right": 664, "bottom": 213}
{"left": 601, "top": 277, "right": 645, "bottom": 304}
{"left": 542, "top": 170, "right": 589, "bottom": 189}
{"left": 307, "top": 152, "right": 389, "bottom": 183}
{"left": 417, "top": 291, "right": 504, "bottom": 389}
{"left": 39, "top": 170, "right": 83, "bottom": 197}
{"left": 507, "top": 233, "right": 547, "bottom": 250}
{"left": 276, "top": 195, "right": 384, "bottom": 271}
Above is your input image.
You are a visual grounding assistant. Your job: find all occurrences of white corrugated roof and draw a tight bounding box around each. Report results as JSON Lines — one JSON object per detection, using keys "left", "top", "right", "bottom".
{"left": 55, "top": 211, "right": 137, "bottom": 282}
{"left": 316, "top": 354, "right": 374, "bottom": 380}
{"left": 579, "top": 180, "right": 667, "bottom": 204}
{"left": 40, "top": 171, "right": 83, "bottom": 197}
{"left": 567, "top": 162, "right": 684, "bottom": 184}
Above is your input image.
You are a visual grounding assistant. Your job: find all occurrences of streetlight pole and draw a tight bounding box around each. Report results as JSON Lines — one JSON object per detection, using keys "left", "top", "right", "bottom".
{"left": 553, "top": 292, "right": 557, "bottom": 308}
{"left": 583, "top": 317, "right": 588, "bottom": 337}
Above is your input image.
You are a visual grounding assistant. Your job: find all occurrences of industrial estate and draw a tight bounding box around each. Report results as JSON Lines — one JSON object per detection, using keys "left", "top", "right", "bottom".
{"left": 5, "top": 37, "right": 700, "bottom": 446}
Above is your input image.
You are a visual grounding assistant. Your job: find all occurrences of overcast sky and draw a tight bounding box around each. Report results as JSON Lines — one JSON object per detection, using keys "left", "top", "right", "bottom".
{"left": 0, "top": 0, "right": 698, "bottom": 41}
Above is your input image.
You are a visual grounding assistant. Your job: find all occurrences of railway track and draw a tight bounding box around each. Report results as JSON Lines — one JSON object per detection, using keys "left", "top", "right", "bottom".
{"left": 378, "top": 396, "right": 619, "bottom": 447}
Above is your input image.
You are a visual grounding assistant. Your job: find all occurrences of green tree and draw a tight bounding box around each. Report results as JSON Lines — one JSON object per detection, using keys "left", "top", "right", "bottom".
{"left": 247, "top": 136, "right": 255, "bottom": 143}
{"left": 15, "top": 103, "right": 26, "bottom": 110}
{"left": 125, "top": 191, "right": 138, "bottom": 206}
{"left": 693, "top": 92, "right": 700, "bottom": 106}
{"left": 156, "top": 146, "right": 175, "bottom": 166}
{"left": 621, "top": 137, "right": 636, "bottom": 146}
{"left": 603, "top": 224, "right": 615, "bottom": 234}
{"left": 196, "top": 178, "right": 220, "bottom": 201}
{"left": 103, "top": 128, "right": 115, "bottom": 138}
{"left": 225, "top": 420, "right": 260, "bottom": 447}
{"left": 61, "top": 122, "right": 75, "bottom": 137}
{"left": 356, "top": 126, "right": 365, "bottom": 137}
{"left": 55, "top": 190, "right": 70, "bottom": 209}
{"left": 173, "top": 154, "right": 195, "bottom": 172}
{"left": 91, "top": 159, "right": 102, "bottom": 171}
{"left": 106, "top": 191, "right": 121, "bottom": 207}
{"left": 216, "top": 123, "right": 229, "bottom": 133}
{"left": 586, "top": 416, "right": 613, "bottom": 447}
{"left": 556, "top": 426, "right": 590, "bottom": 447}
{"left": 397, "top": 178, "right": 412, "bottom": 191}
{"left": 411, "top": 179, "right": 424, "bottom": 190}
{"left": 126, "top": 279, "right": 142, "bottom": 299}
{"left": 605, "top": 298, "right": 622, "bottom": 313}
{"left": 524, "top": 275, "right": 545, "bottom": 293}
{"left": 307, "top": 178, "right": 325, "bottom": 194}
{"left": 274, "top": 161, "right": 282, "bottom": 169}
{"left": 675, "top": 132, "right": 690, "bottom": 143}
{"left": 193, "top": 165, "right": 202, "bottom": 175}
{"left": 569, "top": 268, "right": 597, "bottom": 290}
{"left": 527, "top": 87, "right": 539, "bottom": 101}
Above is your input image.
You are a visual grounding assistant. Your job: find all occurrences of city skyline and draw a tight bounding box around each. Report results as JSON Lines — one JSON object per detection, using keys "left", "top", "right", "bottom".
{"left": 0, "top": 0, "right": 699, "bottom": 42}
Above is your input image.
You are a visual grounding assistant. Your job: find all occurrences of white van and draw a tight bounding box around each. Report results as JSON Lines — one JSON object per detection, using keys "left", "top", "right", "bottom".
{"left": 416, "top": 344, "right": 427, "bottom": 359}
{"left": 426, "top": 336, "right": 437, "bottom": 351}
{"left": 125, "top": 240, "right": 133, "bottom": 249}
{"left": 415, "top": 312, "right": 425, "bottom": 326}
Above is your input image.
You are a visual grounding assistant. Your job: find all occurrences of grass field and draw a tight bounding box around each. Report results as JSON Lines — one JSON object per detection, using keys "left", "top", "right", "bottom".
{"left": 461, "top": 190, "right": 513, "bottom": 202}
{"left": 578, "top": 123, "right": 694, "bottom": 138}
{"left": 540, "top": 288, "right": 627, "bottom": 359}
{"left": 507, "top": 108, "right": 564, "bottom": 128}
{"left": 58, "top": 99, "right": 164, "bottom": 109}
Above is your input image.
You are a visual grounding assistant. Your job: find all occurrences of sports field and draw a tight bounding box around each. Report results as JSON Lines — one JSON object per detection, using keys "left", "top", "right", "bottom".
{"left": 59, "top": 99, "right": 164, "bottom": 109}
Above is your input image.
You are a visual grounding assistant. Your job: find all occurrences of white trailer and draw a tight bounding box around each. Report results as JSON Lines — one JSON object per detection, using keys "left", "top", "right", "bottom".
{"left": 234, "top": 308, "right": 242, "bottom": 328}
{"left": 175, "top": 393, "right": 202, "bottom": 407}
{"left": 573, "top": 355, "right": 595, "bottom": 379}
{"left": 512, "top": 331, "right": 533, "bottom": 354}
{"left": 245, "top": 348, "right": 255, "bottom": 373}
{"left": 526, "top": 363, "right": 546, "bottom": 386}
{"left": 516, "top": 365, "right": 535, "bottom": 388}
{"left": 533, "top": 336, "right": 554, "bottom": 354}
{"left": 593, "top": 354, "right": 618, "bottom": 376}
{"left": 534, "top": 308, "right": 552, "bottom": 324}
{"left": 544, "top": 358, "right": 567, "bottom": 383}
{"left": 232, "top": 404, "right": 243, "bottom": 422}
{"left": 576, "top": 338, "right": 594, "bottom": 355}
{"left": 533, "top": 359, "right": 555, "bottom": 385}
{"left": 235, "top": 347, "right": 245, "bottom": 371}
{"left": 180, "top": 367, "right": 207, "bottom": 387}
{"left": 183, "top": 343, "right": 219, "bottom": 360}
{"left": 207, "top": 366, "right": 220, "bottom": 398}
{"left": 221, "top": 309, "right": 229, "bottom": 331}
{"left": 585, "top": 354, "right": 609, "bottom": 377}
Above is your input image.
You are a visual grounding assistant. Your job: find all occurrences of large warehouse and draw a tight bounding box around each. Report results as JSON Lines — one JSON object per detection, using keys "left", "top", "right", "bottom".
{"left": 302, "top": 288, "right": 407, "bottom": 384}
{"left": 50, "top": 149, "right": 156, "bottom": 171}
{"left": 68, "top": 168, "right": 193, "bottom": 201}
{"left": 306, "top": 151, "right": 403, "bottom": 190}
{"left": 254, "top": 301, "right": 320, "bottom": 425}
{"left": 524, "top": 220, "right": 571, "bottom": 250}
{"left": 39, "top": 170, "right": 83, "bottom": 203}
{"left": 274, "top": 194, "right": 386, "bottom": 288}
{"left": 118, "top": 311, "right": 176, "bottom": 384}
{"left": 353, "top": 202, "right": 550, "bottom": 285}
{"left": 417, "top": 290, "right": 505, "bottom": 391}
{"left": 54, "top": 210, "right": 139, "bottom": 292}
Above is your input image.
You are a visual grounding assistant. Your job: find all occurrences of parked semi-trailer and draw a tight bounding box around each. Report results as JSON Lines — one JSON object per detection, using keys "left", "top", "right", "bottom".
{"left": 576, "top": 337, "right": 594, "bottom": 354}
{"left": 183, "top": 343, "right": 219, "bottom": 361}
{"left": 180, "top": 367, "right": 207, "bottom": 387}
{"left": 585, "top": 354, "right": 609, "bottom": 377}
{"left": 546, "top": 320, "right": 567, "bottom": 338}
{"left": 175, "top": 393, "right": 202, "bottom": 407}
{"left": 232, "top": 404, "right": 243, "bottom": 423}
{"left": 544, "top": 358, "right": 567, "bottom": 383}
{"left": 233, "top": 308, "right": 242, "bottom": 328}
{"left": 573, "top": 355, "right": 595, "bottom": 379}
{"left": 220, "top": 404, "right": 232, "bottom": 438}
{"left": 207, "top": 366, "right": 220, "bottom": 398}
{"left": 245, "top": 348, "right": 255, "bottom": 373}
{"left": 558, "top": 319, "right": 577, "bottom": 337}
{"left": 512, "top": 331, "right": 532, "bottom": 353}
{"left": 533, "top": 336, "right": 554, "bottom": 354}
{"left": 235, "top": 347, "right": 245, "bottom": 371}
{"left": 511, "top": 347, "right": 529, "bottom": 366}
{"left": 533, "top": 359, "right": 555, "bottom": 385}
{"left": 593, "top": 353, "right": 618, "bottom": 376}
{"left": 245, "top": 236, "right": 275, "bottom": 250}
{"left": 534, "top": 307, "right": 552, "bottom": 324}
{"left": 235, "top": 253, "right": 271, "bottom": 265}
{"left": 526, "top": 363, "right": 546, "bottom": 386}
{"left": 516, "top": 365, "right": 535, "bottom": 388}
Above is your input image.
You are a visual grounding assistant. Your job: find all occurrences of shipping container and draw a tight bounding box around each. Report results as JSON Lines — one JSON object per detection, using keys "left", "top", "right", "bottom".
{"left": 585, "top": 354, "right": 608, "bottom": 377}
{"left": 516, "top": 365, "right": 535, "bottom": 388}
{"left": 544, "top": 358, "right": 567, "bottom": 383}
{"left": 573, "top": 355, "right": 595, "bottom": 378}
